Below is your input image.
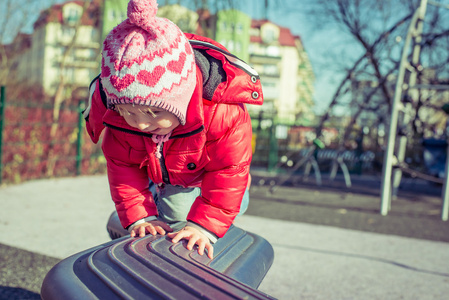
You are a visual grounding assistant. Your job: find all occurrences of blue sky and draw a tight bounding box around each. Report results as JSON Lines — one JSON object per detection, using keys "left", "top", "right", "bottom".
{"left": 2, "top": 0, "right": 346, "bottom": 114}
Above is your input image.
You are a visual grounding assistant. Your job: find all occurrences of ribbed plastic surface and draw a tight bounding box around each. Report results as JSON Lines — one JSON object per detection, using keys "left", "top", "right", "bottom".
{"left": 41, "top": 225, "right": 275, "bottom": 299}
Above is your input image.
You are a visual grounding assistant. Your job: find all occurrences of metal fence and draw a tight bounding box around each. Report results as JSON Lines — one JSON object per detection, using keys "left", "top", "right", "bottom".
{"left": 249, "top": 111, "right": 381, "bottom": 174}
{"left": 0, "top": 86, "right": 414, "bottom": 186}
{"left": 0, "top": 86, "right": 106, "bottom": 185}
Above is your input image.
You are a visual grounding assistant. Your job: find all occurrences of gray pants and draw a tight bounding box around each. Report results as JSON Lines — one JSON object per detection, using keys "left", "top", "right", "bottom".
{"left": 150, "top": 182, "right": 249, "bottom": 225}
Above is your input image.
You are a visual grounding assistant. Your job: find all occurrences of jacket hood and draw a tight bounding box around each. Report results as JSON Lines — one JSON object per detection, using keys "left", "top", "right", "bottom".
{"left": 186, "top": 33, "right": 263, "bottom": 107}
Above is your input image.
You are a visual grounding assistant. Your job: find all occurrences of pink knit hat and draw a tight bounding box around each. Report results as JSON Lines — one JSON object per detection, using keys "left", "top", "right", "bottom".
{"left": 100, "top": 0, "right": 196, "bottom": 125}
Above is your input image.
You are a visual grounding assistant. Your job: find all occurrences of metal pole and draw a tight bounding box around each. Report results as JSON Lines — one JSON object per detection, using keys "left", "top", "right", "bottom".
{"left": 429, "top": 0, "right": 449, "bottom": 221}
{"left": 76, "top": 101, "right": 84, "bottom": 176}
{"left": 442, "top": 134, "right": 449, "bottom": 221}
{"left": 0, "top": 86, "right": 5, "bottom": 184}
{"left": 392, "top": 0, "right": 428, "bottom": 199}
{"left": 380, "top": 9, "right": 421, "bottom": 216}
{"left": 440, "top": 113, "right": 449, "bottom": 221}
{"left": 267, "top": 121, "right": 278, "bottom": 172}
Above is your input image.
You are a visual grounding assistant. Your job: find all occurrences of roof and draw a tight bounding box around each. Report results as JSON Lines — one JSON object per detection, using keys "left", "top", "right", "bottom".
{"left": 33, "top": 0, "right": 100, "bottom": 29}
{"left": 250, "top": 19, "right": 300, "bottom": 47}
{"left": 279, "top": 27, "right": 296, "bottom": 47}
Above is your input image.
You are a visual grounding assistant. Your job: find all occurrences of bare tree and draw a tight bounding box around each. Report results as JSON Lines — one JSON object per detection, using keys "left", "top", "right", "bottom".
{"left": 302, "top": 0, "right": 449, "bottom": 147}
{"left": 45, "top": 1, "right": 99, "bottom": 177}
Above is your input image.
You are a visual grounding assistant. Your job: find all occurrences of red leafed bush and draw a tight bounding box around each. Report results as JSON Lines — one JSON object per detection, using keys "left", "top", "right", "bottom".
{"left": 1, "top": 88, "right": 106, "bottom": 184}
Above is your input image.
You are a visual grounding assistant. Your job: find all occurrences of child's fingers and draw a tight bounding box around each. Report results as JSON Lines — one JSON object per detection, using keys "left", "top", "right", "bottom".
{"left": 155, "top": 226, "right": 165, "bottom": 235}
{"left": 166, "top": 231, "right": 176, "bottom": 239}
{"left": 205, "top": 243, "right": 214, "bottom": 259}
{"left": 146, "top": 224, "right": 169, "bottom": 236}
{"left": 186, "top": 236, "right": 198, "bottom": 251}
{"left": 145, "top": 224, "right": 157, "bottom": 236}
{"left": 167, "top": 231, "right": 213, "bottom": 259}
{"left": 132, "top": 225, "right": 213, "bottom": 258}
{"left": 139, "top": 225, "right": 146, "bottom": 237}
{"left": 196, "top": 240, "right": 207, "bottom": 256}
{"left": 169, "top": 231, "right": 185, "bottom": 244}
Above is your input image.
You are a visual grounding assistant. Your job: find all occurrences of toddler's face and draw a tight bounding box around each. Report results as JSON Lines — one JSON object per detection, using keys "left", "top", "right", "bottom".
{"left": 116, "top": 104, "right": 180, "bottom": 135}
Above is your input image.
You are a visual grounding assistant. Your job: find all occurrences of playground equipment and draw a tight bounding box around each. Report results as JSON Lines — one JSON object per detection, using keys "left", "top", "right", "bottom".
{"left": 269, "top": 138, "right": 357, "bottom": 192}
{"left": 380, "top": 0, "right": 449, "bottom": 221}
{"left": 41, "top": 212, "right": 275, "bottom": 299}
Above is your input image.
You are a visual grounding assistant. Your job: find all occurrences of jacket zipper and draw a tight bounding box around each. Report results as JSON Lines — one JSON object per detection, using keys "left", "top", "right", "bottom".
{"left": 159, "top": 142, "right": 170, "bottom": 184}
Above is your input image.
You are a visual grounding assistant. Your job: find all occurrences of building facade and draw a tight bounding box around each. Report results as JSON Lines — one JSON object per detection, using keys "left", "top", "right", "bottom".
{"left": 11, "top": 1, "right": 101, "bottom": 98}
{"left": 8, "top": 2, "right": 315, "bottom": 125}
{"left": 102, "top": 0, "right": 128, "bottom": 40}
{"left": 248, "top": 20, "right": 315, "bottom": 126}
{"left": 214, "top": 10, "right": 252, "bottom": 62}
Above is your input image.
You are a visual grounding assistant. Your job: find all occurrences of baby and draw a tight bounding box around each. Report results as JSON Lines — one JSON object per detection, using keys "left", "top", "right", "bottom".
{"left": 85, "top": 0, "right": 263, "bottom": 259}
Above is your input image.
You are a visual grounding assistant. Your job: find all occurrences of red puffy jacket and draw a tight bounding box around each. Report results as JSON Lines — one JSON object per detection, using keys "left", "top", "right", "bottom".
{"left": 84, "top": 34, "right": 263, "bottom": 237}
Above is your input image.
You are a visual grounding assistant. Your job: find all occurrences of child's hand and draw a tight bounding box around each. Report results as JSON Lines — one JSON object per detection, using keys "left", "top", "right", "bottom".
{"left": 130, "top": 220, "right": 173, "bottom": 238}
{"left": 167, "top": 226, "right": 214, "bottom": 259}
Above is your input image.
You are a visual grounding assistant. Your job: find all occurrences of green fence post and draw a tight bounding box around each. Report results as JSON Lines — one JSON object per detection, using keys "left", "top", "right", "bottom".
{"left": 0, "top": 87, "right": 5, "bottom": 184}
{"left": 76, "top": 101, "right": 84, "bottom": 176}
{"left": 0, "top": 86, "right": 5, "bottom": 184}
{"left": 267, "top": 120, "right": 278, "bottom": 172}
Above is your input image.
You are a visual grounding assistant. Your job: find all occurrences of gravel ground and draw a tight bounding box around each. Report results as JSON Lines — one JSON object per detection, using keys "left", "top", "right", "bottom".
{"left": 0, "top": 244, "right": 59, "bottom": 300}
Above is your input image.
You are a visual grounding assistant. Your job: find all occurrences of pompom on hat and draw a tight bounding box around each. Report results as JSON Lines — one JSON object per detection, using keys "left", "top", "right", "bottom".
{"left": 100, "top": 0, "right": 196, "bottom": 125}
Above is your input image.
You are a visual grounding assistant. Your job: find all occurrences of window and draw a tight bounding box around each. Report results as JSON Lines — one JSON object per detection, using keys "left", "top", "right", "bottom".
{"left": 264, "top": 65, "right": 278, "bottom": 76}
{"left": 63, "top": 4, "right": 82, "bottom": 25}
{"left": 266, "top": 46, "right": 280, "bottom": 57}
{"left": 108, "top": 10, "right": 116, "bottom": 21}
{"left": 236, "top": 23, "right": 243, "bottom": 34}
{"left": 263, "top": 29, "right": 275, "bottom": 43}
{"left": 235, "top": 42, "right": 242, "bottom": 53}
{"left": 67, "top": 8, "right": 80, "bottom": 23}
{"left": 91, "top": 28, "right": 99, "bottom": 41}
{"left": 221, "top": 21, "right": 228, "bottom": 31}
{"left": 261, "top": 25, "right": 280, "bottom": 44}
{"left": 61, "top": 27, "right": 75, "bottom": 40}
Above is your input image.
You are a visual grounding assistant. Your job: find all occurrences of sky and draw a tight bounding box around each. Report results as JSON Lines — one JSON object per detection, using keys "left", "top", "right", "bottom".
{"left": 1, "top": 0, "right": 356, "bottom": 114}
{"left": 9, "top": 1, "right": 449, "bottom": 115}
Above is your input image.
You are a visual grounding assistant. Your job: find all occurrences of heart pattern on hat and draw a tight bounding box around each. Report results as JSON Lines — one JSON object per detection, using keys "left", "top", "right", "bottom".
{"left": 101, "top": 0, "right": 197, "bottom": 126}
{"left": 167, "top": 53, "right": 186, "bottom": 74}
{"left": 137, "top": 66, "right": 166, "bottom": 87}
{"left": 110, "top": 74, "right": 135, "bottom": 92}
{"left": 102, "top": 64, "right": 111, "bottom": 77}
